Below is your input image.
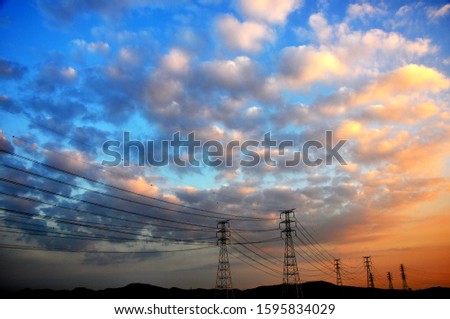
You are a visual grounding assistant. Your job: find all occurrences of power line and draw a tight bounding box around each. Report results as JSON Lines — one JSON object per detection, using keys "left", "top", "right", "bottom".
{"left": 0, "top": 208, "right": 215, "bottom": 244}
{"left": 293, "top": 234, "right": 335, "bottom": 273}
{"left": 228, "top": 250, "right": 279, "bottom": 279}
{"left": 0, "top": 177, "right": 217, "bottom": 230}
{"left": 229, "top": 245, "right": 280, "bottom": 276}
{"left": 230, "top": 235, "right": 281, "bottom": 270}
{"left": 1, "top": 150, "right": 275, "bottom": 221}
{"left": 0, "top": 242, "right": 216, "bottom": 254}
{"left": 1, "top": 163, "right": 267, "bottom": 222}
{"left": 233, "top": 231, "right": 282, "bottom": 266}
{"left": 0, "top": 190, "right": 213, "bottom": 233}
{"left": 294, "top": 216, "right": 336, "bottom": 260}
{"left": 3, "top": 126, "right": 275, "bottom": 217}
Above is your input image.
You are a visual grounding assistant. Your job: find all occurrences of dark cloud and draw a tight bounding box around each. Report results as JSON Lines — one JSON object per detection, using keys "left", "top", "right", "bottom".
{"left": 32, "top": 61, "right": 78, "bottom": 92}
{"left": 0, "top": 95, "right": 21, "bottom": 114}
{"left": 28, "top": 97, "right": 87, "bottom": 121}
{"left": 0, "top": 58, "right": 28, "bottom": 80}
{"left": 36, "top": 0, "right": 182, "bottom": 24}
{"left": 0, "top": 130, "right": 14, "bottom": 153}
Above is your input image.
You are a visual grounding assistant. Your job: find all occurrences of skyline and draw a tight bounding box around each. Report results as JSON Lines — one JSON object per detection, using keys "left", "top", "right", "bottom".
{"left": 1, "top": 0, "right": 450, "bottom": 291}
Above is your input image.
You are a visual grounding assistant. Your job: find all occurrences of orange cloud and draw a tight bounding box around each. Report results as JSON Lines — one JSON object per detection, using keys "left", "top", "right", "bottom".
{"left": 355, "top": 64, "right": 450, "bottom": 104}
{"left": 126, "top": 176, "right": 160, "bottom": 197}
{"left": 280, "top": 46, "right": 347, "bottom": 88}
{"left": 336, "top": 120, "right": 363, "bottom": 139}
{"left": 365, "top": 97, "right": 439, "bottom": 123}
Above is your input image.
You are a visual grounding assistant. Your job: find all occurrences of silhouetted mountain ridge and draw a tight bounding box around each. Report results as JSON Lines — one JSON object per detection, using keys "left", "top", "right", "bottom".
{"left": 1, "top": 281, "right": 449, "bottom": 298}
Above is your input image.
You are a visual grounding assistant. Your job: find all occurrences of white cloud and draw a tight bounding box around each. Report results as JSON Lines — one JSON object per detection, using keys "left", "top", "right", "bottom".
{"left": 237, "top": 0, "right": 301, "bottom": 25}
{"left": 427, "top": 3, "right": 450, "bottom": 20}
{"left": 245, "top": 106, "right": 261, "bottom": 118}
{"left": 72, "top": 39, "right": 110, "bottom": 54}
{"left": 161, "top": 49, "right": 190, "bottom": 75}
{"left": 395, "top": 5, "right": 412, "bottom": 16}
{"left": 279, "top": 13, "right": 438, "bottom": 88}
{"left": 291, "top": 14, "right": 438, "bottom": 86}
{"left": 216, "top": 14, "right": 274, "bottom": 53}
{"left": 347, "top": 3, "right": 384, "bottom": 20}
{"left": 61, "top": 66, "right": 77, "bottom": 80}
{"left": 309, "top": 13, "right": 332, "bottom": 43}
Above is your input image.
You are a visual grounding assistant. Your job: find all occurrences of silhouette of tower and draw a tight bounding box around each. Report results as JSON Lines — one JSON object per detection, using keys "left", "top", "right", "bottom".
{"left": 335, "top": 259, "right": 343, "bottom": 286}
{"left": 364, "top": 256, "right": 375, "bottom": 288}
{"left": 400, "top": 264, "right": 408, "bottom": 290}
{"left": 215, "top": 220, "right": 232, "bottom": 298}
{"left": 280, "top": 209, "right": 301, "bottom": 298}
{"left": 387, "top": 272, "right": 394, "bottom": 289}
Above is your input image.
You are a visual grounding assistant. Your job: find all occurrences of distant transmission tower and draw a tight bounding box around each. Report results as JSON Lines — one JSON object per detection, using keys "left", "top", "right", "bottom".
{"left": 387, "top": 272, "right": 394, "bottom": 289}
{"left": 280, "top": 209, "right": 301, "bottom": 298}
{"left": 335, "top": 259, "right": 343, "bottom": 286}
{"left": 363, "top": 256, "right": 375, "bottom": 288}
{"left": 400, "top": 264, "right": 408, "bottom": 290}
{"left": 215, "top": 220, "right": 232, "bottom": 298}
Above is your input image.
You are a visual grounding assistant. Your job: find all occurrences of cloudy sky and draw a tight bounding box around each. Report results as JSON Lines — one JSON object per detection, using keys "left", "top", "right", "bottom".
{"left": 1, "top": 0, "right": 450, "bottom": 291}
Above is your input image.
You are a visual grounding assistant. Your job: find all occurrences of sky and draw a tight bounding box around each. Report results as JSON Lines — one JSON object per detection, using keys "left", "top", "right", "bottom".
{"left": 0, "top": 0, "right": 450, "bottom": 292}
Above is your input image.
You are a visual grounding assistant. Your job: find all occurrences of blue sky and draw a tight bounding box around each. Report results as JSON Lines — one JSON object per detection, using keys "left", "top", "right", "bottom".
{"left": 1, "top": 0, "right": 450, "bottom": 290}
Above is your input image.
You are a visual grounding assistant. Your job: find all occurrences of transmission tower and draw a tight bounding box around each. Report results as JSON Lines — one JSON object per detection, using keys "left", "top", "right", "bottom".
{"left": 280, "top": 209, "right": 301, "bottom": 298}
{"left": 215, "top": 220, "right": 232, "bottom": 298}
{"left": 400, "top": 264, "right": 408, "bottom": 290}
{"left": 334, "top": 259, "right": 343, "bottom": 286}
{"left": 387, "top": 272, "right": 394, "bottom": 289}
{"left": 363, "top": 256, "right": 375, "bottom": 288}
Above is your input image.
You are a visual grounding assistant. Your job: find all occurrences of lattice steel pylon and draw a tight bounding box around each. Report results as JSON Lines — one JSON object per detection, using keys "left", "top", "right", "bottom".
{"left": 280, "top": 209, "right": 302, "bottom": 298}
{"left": 215, "top": 220, "right": 233, "bottom": 298}
{"left": 387, "top": 272, "right": 394, "bottom": 290}
{"left": 335, "top": 259, "right": 343, "bottom": 286}
{"left": 364, "top": 256, "right": 375, "bottom": 288}
{"left": 400, "top": 264, "right": 408, "bottom": 290}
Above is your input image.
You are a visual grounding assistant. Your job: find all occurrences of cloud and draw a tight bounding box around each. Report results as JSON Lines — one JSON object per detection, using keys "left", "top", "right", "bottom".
{"left": 216, "top": 15, "right": 274, "bottom": 53}
{"left": 200, "top": 56, "right": 261, "bottom": 92}
{"left": 160, "top": 49, "right": 190, "bottom": 75}
{"left": 347, "top": 3, "right": 384, "bottom": 20}
{"left": 309, "top": 13, "right": 332, "bottom": 43}
{"left": 71, "top": 39, "right": 111, "bottom": 54}
{"left": 0, "top": 58, "right": 28, "bottom": 80}
{"left": 0, "top": 130, "right": 14, "bottom": 153}
{"left": 336, "top": 120, "right": 363, "bottom": 139}
{"left": 124, "top": 176, "right": 161, "bottom": 197}
{"left": 237, "top": 0, "right": 301, "bottom": 25}
{"left": 33, "top": 60, "right": 78, "bottom": 92}
{"left": 279, "top": 13, "right": 437, "bottom": 89}
{"left": 37, "top": 0, "right": 161, "bottom": 24}
{"left": 279, "top": 45, "right": 347, "bottom": 88}
{"left": 0, "top": 95, "right": 20, "bottom": 114}
{"left": 354, "top": 64, "right": 450, "bottom": 104}
{"left": 314, "top": 64, "right": 449, "bottom": 118}
{"left": 26, "top": 97, "right": 87, "bottom": 125}
{"left": 427, "top": 3, "right": 450, "bottom": 20}
{"left": 396, "top": 5, "right": 412, "bottom": 17}
{"left": 362, "top": 98, "right": 440, "bottom": 123}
